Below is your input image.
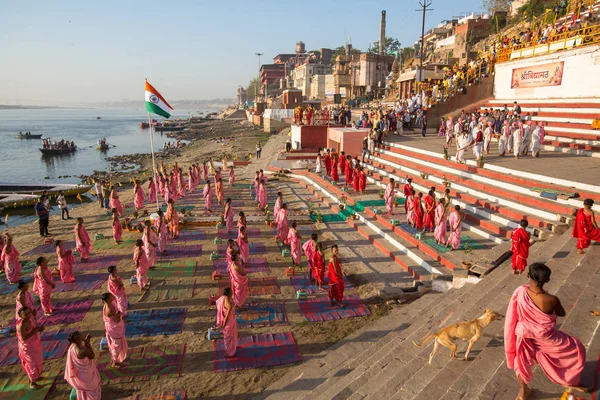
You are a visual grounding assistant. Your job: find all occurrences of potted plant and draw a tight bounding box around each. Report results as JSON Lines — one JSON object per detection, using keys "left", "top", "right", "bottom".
{"left": 477, "top": 155, "right": 484, "bottom": 168}
{"left": 316, "top": 210, "right": 323, "bottom": 223}
{"left": 265, "top": 211, "right": 272, "bottom": 226}
{"left": 378, "top": 189, "right": 384, "bottom": 199}
{"left": 443, "top": 146, "right": 450, "bottom": 161}
{"left": 339, "top": 194, "right": 347, "bottom": 210}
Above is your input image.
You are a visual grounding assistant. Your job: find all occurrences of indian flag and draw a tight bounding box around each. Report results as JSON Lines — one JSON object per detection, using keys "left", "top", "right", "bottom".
{"left": 145, "top": 80, "right": 173, "bottom": 119}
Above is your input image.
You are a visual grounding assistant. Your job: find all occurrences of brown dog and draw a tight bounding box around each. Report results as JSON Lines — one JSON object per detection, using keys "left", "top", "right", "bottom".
{"left": 413, "top": 309, "right": 502, "bottom": 365}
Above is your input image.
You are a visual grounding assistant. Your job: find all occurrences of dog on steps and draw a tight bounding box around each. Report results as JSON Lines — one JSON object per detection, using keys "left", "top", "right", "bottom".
{"left": 413, "top": 309, "right": 503, "bottom": 365}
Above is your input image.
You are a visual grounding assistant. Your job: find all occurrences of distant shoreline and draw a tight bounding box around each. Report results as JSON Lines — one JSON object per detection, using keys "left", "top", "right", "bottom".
{"left": 0, "top": 105, "right": 62, "bottom": 110}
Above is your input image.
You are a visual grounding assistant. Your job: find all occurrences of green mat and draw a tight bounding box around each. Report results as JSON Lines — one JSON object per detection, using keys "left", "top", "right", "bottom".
{"left": 148, "top": 261, "right": 196, "bottom": 278}
{"left": 93, "top": 237, "right": 136, "bottom": 250}
{"left": 0, "top": 370, "right": 59, "bottom": 400}
{"left": 355, "top": 199, "right": 386, "bottom": 212}
{"left": 423, "top": 237, "right": 486, "bottom": 253}
{"left": 530, "top": 187, "right": 577, "bottom": 198}
{"left": 310, "top": 214, "right": 346, "bottom": 223}
{"left": 338, "top": 206, "right": 356, "bottom": 219}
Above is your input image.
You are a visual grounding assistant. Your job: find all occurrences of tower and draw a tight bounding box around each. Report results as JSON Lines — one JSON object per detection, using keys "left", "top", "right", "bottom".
{"left": 379, "top": 10, "right": 386, "bottom": 56}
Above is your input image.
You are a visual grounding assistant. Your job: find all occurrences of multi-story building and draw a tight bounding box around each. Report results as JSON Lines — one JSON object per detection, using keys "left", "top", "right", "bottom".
{"left": 292, "top": 63, "right": 333, "bottom": 99}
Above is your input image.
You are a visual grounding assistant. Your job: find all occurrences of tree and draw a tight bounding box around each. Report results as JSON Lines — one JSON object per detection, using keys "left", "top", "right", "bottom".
{"left": 332, "top": 45, "right": 362, "bottom": 59}
{"left": 368, "top": 37, "right": 402, "bottom": 54}
{"left": 482, "top": 0, "right": 512, "bottom": 13}
{"left": 518, "top": 0, "right": 547, "bottom": 21}
{"left": 246, "top": 77, "right": 260, "bottom": 100}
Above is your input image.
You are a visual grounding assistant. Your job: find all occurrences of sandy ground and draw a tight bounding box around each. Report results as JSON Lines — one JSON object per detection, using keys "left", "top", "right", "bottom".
{"left": 0, "top": 120, "right": 394, "bottom": 399}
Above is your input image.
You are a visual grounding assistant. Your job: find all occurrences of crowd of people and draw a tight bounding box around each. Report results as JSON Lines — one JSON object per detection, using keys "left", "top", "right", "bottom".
{"left": 293, "top": 105, "right": 353, "bottom": 126}
{"left": 41, "top": 138, "right": 76, "bottom": 150}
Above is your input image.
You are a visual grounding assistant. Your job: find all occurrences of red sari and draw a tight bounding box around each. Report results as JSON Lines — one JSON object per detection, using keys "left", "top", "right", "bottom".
{"left": 353, "top": 168, "right": 360, "bottom": 192}
{"left": 312, "top": 251, "right": 325, "bottom": 285}
{"left": 572, "top": 208, "right": 600, "bottom": 250}
{"left": 414, "top": 198, "right": 424, "bottom": 229}
{"left": 403, "top": 183, "right": 412, "bottom": 212}
{"left": 345, "top": 164, "right": 353, "bottom": 186}
{"left": 359, "top": 171, "right": 366, "bottom": 192}
{"left": 511, "top": 227, "right": 530, "bottom": 273}
{"left": 422, "top": 195, "right": 435, "bottom": 231}
{"left": 324, "top": 154, "right": 331, "bottom": 176}
{"left": 339, "top": 156, "right": 347, "bottom": 174}
{"left": 327, "top": 257, "right": 344, "bottom": 303}
{"left": 331, "top": 156, "right": 339, "bottom": 182}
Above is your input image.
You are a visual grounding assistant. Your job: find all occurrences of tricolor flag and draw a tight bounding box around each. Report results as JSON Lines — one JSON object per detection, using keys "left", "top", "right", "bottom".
{"left": 145, "top": 80, "right": 173, "bottom": 119}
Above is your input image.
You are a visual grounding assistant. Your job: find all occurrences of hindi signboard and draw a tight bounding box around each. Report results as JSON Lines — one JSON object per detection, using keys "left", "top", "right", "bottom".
{"left": 510, "top": 61, "right": 564, "bottom": 89}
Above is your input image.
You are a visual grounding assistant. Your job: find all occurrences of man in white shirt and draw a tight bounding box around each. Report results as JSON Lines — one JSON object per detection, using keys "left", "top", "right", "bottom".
{"left": 456, "top": 127, "right": 473, "bottom": 164}
{"left": 56, "top": 190, "right": 70, "bottom": 220}
{"left": 94, "top": 180, "right": 103, "bottom": 208}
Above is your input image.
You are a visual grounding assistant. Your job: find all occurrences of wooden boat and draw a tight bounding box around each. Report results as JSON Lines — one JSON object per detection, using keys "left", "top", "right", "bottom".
{"left": 0, "top": 182, "right": 92, "bottom": 209}
{"left": 39, "top": 147, "right": 77, "bottom": 155}
{"left": 15, "top": 133, "right": 43, "bottom": 139}
{"left": 153, "top": 125, "right": 185, "bottom": 131}
{"left": 140, "top": 122, "right": 150, "bottom": 129}
{"left": 97, "top": 143, "right": 110, "bottom": 150}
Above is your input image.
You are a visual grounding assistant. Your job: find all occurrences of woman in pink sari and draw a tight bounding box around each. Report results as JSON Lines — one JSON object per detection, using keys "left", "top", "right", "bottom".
{"left": 407, "top": 190, "right": 416, "bottom": 227}
{"left": 257, "top": 180, "right": 267, "bottom": 210}
{"left": 302, "top": 233, "right": 318, "bottom": 281}
{"left": 154, "top": 210, "right": 168, "bottom": 255}
{"left": 216, "top": 178, "right": 225, "bottom": 206}
{"left": 133, "top": 239, "right": 150, "bottom": 291}
{"left": 142, "top": 220, "right": 157, "bottom": 268}
{"left": 276, "top": 203, "right": 289, "bottom": 244}
{"left": 224, "top": 198, "right": 234, "bottom": 234}
{"left": 226, "top": 239, "right": 240, "bottom": 279}
{"left": 504, "top": 263, "right": 590, "bottom": 400}
{"left": 17, "top": 307, "right": 44, "bottom": 389}
{"left": 33, "top": 257, "right": 55, "bottom": 316}
{"left": 203, "top": 180, "right": 213, "bottom": 213}
{"left": 2, "top": 233, "right": 21, "bottom": 284}
{"left": 177, "top": 168, "right": 186, "bottom": 198}
{"left": 109, "top": 185, "right": 123, "bottom": 216}
{"left": 148, "top": 177, "right": 157, "bottom": 204}
{"left": 216, "top": 287, "right": 238, "bottom": 357}
{"left": 237, "top": 211, "right": 247, "bottom": 230}
{"left": 16, "top": 280, "right": 36, "bottom": 321}
{"left": 446, "top": 205, "right": 462, "bottom": 250}
{"left": 64, "top": 331, "right": 101, "bottom": 400}
{"left": 74, "top": 217, "right": 91, "bottom": 261}
{"left": 228, "top": 166, "right": 235, "bottom": 186}
{"left": 187, "top": 167, "right": 195, "bottom": 193}
{"left": 273, "top": 192, "right": 283, "bottom": 221}
{"left": 112, "top": 208, "right": 123, "bottom": 244}
{"left": 237, "top": 226, "right": 249, "bottom": 265}
{"left": 253, "top": 175, "right": 260, "bottom": 202}
{"left": 102, "top": 293, "right": 128, "bottom": 368}
{"left": 287, "top": 221, "right": 302, "bottom": 266}
{"left": 230, "top": 254, "right": 248, "bottom": 309}
{"left": 433, "top": 199, "right": 447, "bottom": 245}
{"left": 202, "top": 161, "right": 208, "bottom": 181}
{"left": 56, "top": 240, "right": 75, "bottom": 283}
{"left": 107, "top": 265, "right": 127, "bottom": 316}
{"left": 165, "top": 199, "right": 179, "bottom": 239}
{"left": 133, "top": 180, "right": 145, "bottom": 210}
{"left": 384, "top": 178, "right": 396, "bottom": 215}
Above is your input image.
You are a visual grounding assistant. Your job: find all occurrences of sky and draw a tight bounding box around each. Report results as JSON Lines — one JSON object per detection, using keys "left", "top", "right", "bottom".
{"left": 0, "top": 0, "right": 484, "bottom": 105}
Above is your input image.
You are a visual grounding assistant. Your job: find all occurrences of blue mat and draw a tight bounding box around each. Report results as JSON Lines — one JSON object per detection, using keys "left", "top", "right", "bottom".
{"left": 125, "top": 308, "right": 186, "bottom": 338}
{"left": 235, "top": 303, "right": 288, "bottom": 328}
{"left": 399, "top": 223, "right": 419, "bottom": 235}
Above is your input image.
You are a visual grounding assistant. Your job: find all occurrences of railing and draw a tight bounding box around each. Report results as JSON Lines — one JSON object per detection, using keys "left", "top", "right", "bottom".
{"left": 496, "top": 23, "right": 600, "bottom": 63}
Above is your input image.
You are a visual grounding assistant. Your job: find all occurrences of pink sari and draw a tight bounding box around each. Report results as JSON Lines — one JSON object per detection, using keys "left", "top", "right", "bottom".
{"left": 154, "top": 217, "right": 168, "bottom": 253}
{"left": 74, "top": 225, "right": 91, "bottom": 260}
{"left": 17, "top": 319, "right": 43, "bottom": 383}
{"left": 107, "top": 274, "right": 128, "bottom": 316}
{"left": 230, "top": 262, "right": 248, "bottom": 308}
{"left": 148, "top": 180, "right": 156, "bottom": 203}
{"left": 273, "top": 197, "right": 283, "bottom": 221}
{"left": 203, "top": 184, "right": 212, "bottom": 210}
{"left": 143, "top": 227, "right": 157, "bottom": 267}
{"left": 103, "top": 304, "right": 128, "bottom": 364}
{"left": 384, "top": 183, "right": 395, "bottom": 214}
{"left": 2, "top": 244, "right": 21, "bottom": 283}
{"left": 505, "top": 285, "right": 585, "bottom": 386}
{"left": 287, "top": 229, "right": 301, "bottom": 265}
{"left": 258, "top": 184, "right": 267, "bottom": 209}
{"left": 16, "top": 290, "right": 35, "bottom": 321}
{"left": 302, "top": 240, "right": 316, "bottom": 278}
{"left": 225, "top": 204, "right": 234, "bottom": 232}
{"left": 109, "top": 190, "right": 123, "bottom": 216}
{"left": 446, "top": 211, "right": 461, "bottom": 250}
{"left": 64, "top": 344, "right": 101, "bottom": 400}
{"left": 216, "top": 296, "right": 238, "bottom": 357}
{"left": 134, "top": 186, "right": 145, "bottom": 209}
{"left": 276, "top": 209, "right": 289, "bottom": 245}
{"left": 112, "top": 218, "right": 123, "bottom": 242}
{"left": 134, "top": 247, "right": 150, "bottom": 289}
{"left": 237, "top": 229, "right": 249, "bottom": 264}
{"left": 33, "top": 266, "right": 53, "bottom": 315}
{"left": 56, "top": 247, "right": 76, "bottom": 283}
{"left": 433, "top": 204, "right": 447, "bottom": 244}
{"left": 228, "top": 168, "right": 235, "bottom": 186}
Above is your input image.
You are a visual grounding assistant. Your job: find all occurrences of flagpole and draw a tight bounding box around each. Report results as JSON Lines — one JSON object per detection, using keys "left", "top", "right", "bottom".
{"left": 147, "top": 112, "right": 161, "bottom": 212}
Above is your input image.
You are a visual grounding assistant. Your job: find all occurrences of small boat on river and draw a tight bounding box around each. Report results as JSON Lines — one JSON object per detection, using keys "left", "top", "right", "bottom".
{"left": 39, "top": 147, "right": 77, "bottom": 156}
{"left": 0, "top": 182, "right": 92, "bottom": 209}
{"left": 16, "top": 132, "right": 43, "bottom": 139}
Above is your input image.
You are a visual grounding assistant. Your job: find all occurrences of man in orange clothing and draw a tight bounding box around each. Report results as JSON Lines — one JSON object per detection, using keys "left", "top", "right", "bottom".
{"left": 327, "top": 245, "right": 345, "bottom": 308}
{"left": 511, "top": 220, "right": 531, "bottom": 274}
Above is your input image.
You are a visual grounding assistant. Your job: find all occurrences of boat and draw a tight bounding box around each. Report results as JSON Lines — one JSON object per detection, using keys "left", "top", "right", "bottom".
{"left": 15, "top": 133, "right": 43, "bottom": 139}
{"left": 0, "top": 182, "right": 92, "bottom": 209}
{"left": 153, "top": 124, "right": 185, "bottom": 131}
{"left": 96, "top": 116, "right": 101, "bottom": 119}
{"left": 39, "top": 147, "right": 77, "bottom": 155}
{"left": 140, "top": 122, "right": 150, "bottom": 129}
{"left": 97, "top": 142, "right": 110, "bottom": 150}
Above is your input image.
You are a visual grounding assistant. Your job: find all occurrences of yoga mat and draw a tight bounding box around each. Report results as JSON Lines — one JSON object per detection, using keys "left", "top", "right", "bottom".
{"left": 213, "top": 332, "right": 301, "bottom": 372}
{"left": 125, "top": 308, "right": 186, "bottom": 337}
{"left": 73, "top": 255, "right": 123, "bottom": 272}
{"left": 540, "top": 191, "right": 558, "bottom": 200}
{"left": 235, "top": 303, "right": 288, "bottom": 328}
{"left": 94, "top": 237, "right": 136, "bottom": 250}
{"left": 0, "top": 327, "right": 75, "bottom": 367}
{"left": 212, "top": 258, "right": 270, "bottom": 274}
{"left": 168, "top": 230, "right": 206, "bottom": 242}
{"left": 530, "top": 187, "right": 578, "bottom": 198}
{"left": 249, "top": 242, "right": 267, "bottom": 255}
{"left": 290, "top": 274, "right": 353, "bottom": 295}
{"left": 310, "top": 214, "right": 346, "bottom": 223}
{"left": 53, "top": 273, "right": 107, "bottom": 293}
{"left": 148, "top": 261, "right": 196, "bottom": 278}
{"left": 23, "top": 241, "right": 75, "bottom": 257}
{"left": 139, "top": 279, "right": 196, "bottom": 302}
{"left": 0, "top": 370, "right": 59, "bottom": 400}
{"left": 423, "top": 237, "right": 486, "bottom": 253}
{"left": 97, "top": 344, "right": 185, "bottom": 384}
{"left": 355, "top": 199, "right": 385, "bottom": 212}
{"left": 8, "top": 300, "right": 94, "bottom": 328}
{"left": 0, "top": 280, "right": 17, "bottom": 296}
{"left": 218, "top": 277, "right": 281, "bottom": 296}
{"left": 157, "top": 245, "right": 202, "bottom": 259}
{"left": 117, "top": 391, "right": 187, "bottom": 400}
{"left": 298, "top": 295, "right": 371, "bottom": 322}
{"left": 399, "top": 223, "right": 419, "bottom": 235}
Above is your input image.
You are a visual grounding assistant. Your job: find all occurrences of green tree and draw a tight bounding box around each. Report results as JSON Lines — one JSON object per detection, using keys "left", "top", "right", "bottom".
{"left": 332, "top": 45, "right": 362, "bottom": 59}
{"left": 518, "top": 0, "right": 547, "bottom": 21}
{"left": 246, "top": 77, "right": 260, "bottom": 99}
{"left": 482, "top": 0, "right": 512, "bottom": 13}
{"left": 368, "top": 37, "right": 402, "bottom": 54}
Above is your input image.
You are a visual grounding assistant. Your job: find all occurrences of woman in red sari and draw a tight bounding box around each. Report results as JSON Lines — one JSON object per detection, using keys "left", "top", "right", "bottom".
{"left": 331, "top": 153, "right": 339, "bottom": 182}
{"left": 414, "top": 192, "right": 425, "bottom": 230}
{"left": 572, "top": 198, "right": 600, "bottom": 253}
{"left": 353, "top": 165, "right": 360, "bottom": 192}
{"left": 327, "top": 245, "right": 345, "bottom": 307}
{"left": 312, "top": 242, "right": 326, "bottom": 290}
{"left": 345, "top": 156, "right": 354, "bottom": 187}
{"left": 358, "top": 167, "right": 367, "bottom": 194}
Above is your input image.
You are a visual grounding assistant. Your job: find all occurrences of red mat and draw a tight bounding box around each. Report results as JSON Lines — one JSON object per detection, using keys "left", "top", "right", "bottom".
{"left": 7, "top": 300, "right": 93, "bottom": 328}
{"left": 298, "top": 295, "right": 371, "bottom": 322}
{"left": 73, "top": 255, "right": 123, "bottom": 272}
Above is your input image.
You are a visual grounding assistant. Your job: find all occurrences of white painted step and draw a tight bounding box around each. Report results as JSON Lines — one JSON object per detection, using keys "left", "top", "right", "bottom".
{"left": 545, "top": 135, "right": 600, "bottom": 146}
{"left": 488, "top": 98, "right": 600, "bottom": 105}
{"left": 485, "top": 104, "right": 600, "bottom": 115}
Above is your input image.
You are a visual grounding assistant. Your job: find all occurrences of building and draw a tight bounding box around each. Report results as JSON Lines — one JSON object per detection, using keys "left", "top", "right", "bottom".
{"left": 292, "top": 63, "right": 333, "bottom": 99}
{"left": 333, "top": 52, "right": 395, "bottom": 101}
{"left": 259, "top": 64, "right": 286, "bottom": 98}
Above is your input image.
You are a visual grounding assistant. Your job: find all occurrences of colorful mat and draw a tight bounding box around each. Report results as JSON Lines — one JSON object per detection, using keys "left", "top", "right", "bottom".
{"left": 73, "top": 255, "right": 123, "bottom": 272}
{"left": 138, "top": 279, "right": 196, "bottom": 302}
{"left": 212, "top": 258, "right": 270, "bottom": 274}
{"left": 7, "top": 300, "right": 94, "bottom": 328}
{"left": 97, "top": 344, "right": 185, "bottom": 383}
{"left": 23, "top": 241, "right": 75, "bottom": 257}
{"left": 0, "top": 370, "right": 59, "bottom": 400}
{"left": 117, "top": 391, "right": 187, "bottom": 400}
{"left": 0, "top": 328, "right": 75, "bottom": 367}
{"left": 235, "top": 303, "right": 288, "bottom": 328}
{"left": 423, "top": 236, "right": 486, "bottom": 253}
{"left": 530, "top": 187, "right": 578, "bottom": 198}
{"left": 354, "top": 199, "right": 385, "bottom": 212}
{"left": 157, "top": 245, "right": 202, "bottom": 259}
{"left": 53, "top": 273, "right": 107, "bottom": 293}
{"left": 231, "top": 200, "right": 244, "bottom": 207}
{"left": 160, "top": 204, "right": 195, "bottom": 213}
{"left": 168, "top": 230, "right": 206, "bottom": 242}
{"left": 249, "top": 242, "right": 267, "bottom": 255}
{"left": 125, "top": 308, "right": 186, "bottom": 337}
{"left": 310, "top": 214, "right": 346, "bottom": 223}
{"left": 148, "top": 261, "right": 196, "bottom": 278}
{"left": 399, "top": 223, "right": 419, "bottom": 235}
{"left": 298, "top": 295, "right": 371, "bottom": 322}
{"left": 94, "top": 237, "right": 136, "bottom": 250}
{"left": 0, "top": 280, "right": 18, "bottom": 296}
{"left": 218, "top": 277, "right": 281, "bottom": 296}
{"left": 213, "top": 332, "right": 301, "bottom": 372}
{"left": 215, "top": 227, "right": 261, "bottom": 239}
{"left": 290, "top": 274, "right": 353, "bottom": 294}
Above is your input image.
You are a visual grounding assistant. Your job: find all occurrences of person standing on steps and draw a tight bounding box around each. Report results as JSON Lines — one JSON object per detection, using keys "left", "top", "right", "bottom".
{"left": 504, "top": 263, "right": 590, "bottom": 400}
{"left": 255, "top": 142, "right": 262, "bottom": 159}
{"left": 56, "top": 191, "right": 70, "bottom": 220}
{"left": 327, "top": 245, "right": 345, "bottom": 308}
{"left": 94, "top": 180, "right": 103, "bottom": 208}
{"left": 34, "top": 196, "right": 50, "bottom": 237}
{"left": 572, "top": 198, "right": 600, "bottom": 254}
{"left": 511, "top": 220, "right": 531, "bottom": 275}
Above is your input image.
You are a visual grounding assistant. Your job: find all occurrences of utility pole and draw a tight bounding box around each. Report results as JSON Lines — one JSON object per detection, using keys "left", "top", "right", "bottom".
{"left": 255, "top": 52, "right": 263, "bottom": 102}
{"left": 416, "top": 1, "right": 433, "bottom": 82}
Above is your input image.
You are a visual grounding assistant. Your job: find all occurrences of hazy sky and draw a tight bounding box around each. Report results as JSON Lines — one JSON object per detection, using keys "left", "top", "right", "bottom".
{"left": 0, "top": 0, "right": 483, "bottom": 105}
